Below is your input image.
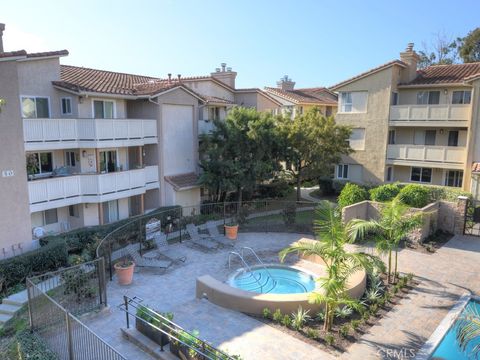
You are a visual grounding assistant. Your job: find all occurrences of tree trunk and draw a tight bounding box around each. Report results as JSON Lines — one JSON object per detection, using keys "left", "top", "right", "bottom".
{"left": 393, "top": 248, "right": 398, "bottom": 284}
{"left": 323, "top": 303, "right": 329, "bottom": 331}
{"left": 237, "top": 186, "right": 243, "bottom": 208}
{"left": 387, "top": 249, "right": 392, "bottom": 284}
{"left": 296, "top": 165, "right": 302, "bottom": 202}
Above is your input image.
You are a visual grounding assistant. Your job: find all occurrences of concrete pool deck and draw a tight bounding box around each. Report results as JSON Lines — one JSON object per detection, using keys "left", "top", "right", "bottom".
{"left": 84, "top": 233, "right": 480, "bottom": 359}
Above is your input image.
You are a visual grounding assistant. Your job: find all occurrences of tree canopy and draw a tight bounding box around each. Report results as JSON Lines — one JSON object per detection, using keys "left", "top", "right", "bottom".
{"left": 457, "top": 27, "right": 480, "bottom": 63}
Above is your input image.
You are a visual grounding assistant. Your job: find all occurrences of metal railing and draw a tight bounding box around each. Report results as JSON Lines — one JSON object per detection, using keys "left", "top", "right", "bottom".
{"left": 96, "top": 200, "right": 316, "bottom": 281}
{"left": 119, "top": 295, "right": 237, "bottom": 360}
{"left": 27, "top": 258, "right": 125, "bottom": 360}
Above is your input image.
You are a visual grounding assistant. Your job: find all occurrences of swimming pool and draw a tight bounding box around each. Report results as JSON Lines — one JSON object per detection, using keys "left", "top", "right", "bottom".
{"left": 228, "top": 265, "right": 316, "bottom": 294}
{"left": 431, "top": 299, "right": 480, "bottom": 359}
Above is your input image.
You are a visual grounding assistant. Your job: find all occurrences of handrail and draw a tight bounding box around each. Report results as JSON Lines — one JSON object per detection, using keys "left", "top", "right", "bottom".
{"left": 228, "top": 251, "right": 266, "bottom": 292}
{"left": 119, "top": 295, "right": 235, "bottom": 360}
{"left": 240, "top": 246, "right": 275, "bottom": 280}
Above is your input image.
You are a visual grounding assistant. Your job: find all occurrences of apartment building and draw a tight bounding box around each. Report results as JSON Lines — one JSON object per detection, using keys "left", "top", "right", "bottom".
{"left": 330, "top": 44, "right": 480, "bottom": 197}
{"left": 264, "top": 75, "right": 338, "bottom": 118}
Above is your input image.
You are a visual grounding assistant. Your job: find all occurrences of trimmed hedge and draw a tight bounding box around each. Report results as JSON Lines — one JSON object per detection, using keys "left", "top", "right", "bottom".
{"left": 14, "top": 330, "right": 58, "bottom": 360}
{"left": 369, "top": 183, "right": 401, "bottom": 202}
{"left": 318, "top": 177, "right": 334, "bottom": 196}
{"left": 257, "top": 180, "right": 293, "bottom": 198}
{"left": 398, "top": 184, "right": 431, "bottom": 208}
{"left": 0, "top": 241, "right": 68, "bottom": 289}
{"left": 338, "top": 183, "right": 369, "bottom": 208}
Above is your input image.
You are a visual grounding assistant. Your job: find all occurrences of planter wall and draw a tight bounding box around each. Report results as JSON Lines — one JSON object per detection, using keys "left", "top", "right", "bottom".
{"left": 135, "top": 318, "right": 170, "bottom": 347}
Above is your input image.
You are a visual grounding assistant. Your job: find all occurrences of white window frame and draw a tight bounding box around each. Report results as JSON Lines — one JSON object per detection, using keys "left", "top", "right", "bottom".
{"left": 451, "top": 90, "right": 471, "bottom": 105}
{"left": 20, "top": 95, "right": 51, "bottom": 118}
{"left": 416, "top": 90, "right": 440, "bottom": 105}
{"left": 340, "top": 92, "right": 353, "bottom": 113}
{"left": 336, "top": 164, "right": 349, "bottom": 179}
{"left": 410, "top": 167, "right": 432, "bottom": 183}
{"left": 61, "top": 97, "right": 73, "bottom": 115}
{"left": 92, "top": 98, "right": 116, "bottom": 119}
{"left": 443, "top": 170, "right": 463, "bottom": 188}
{"left": 65, "top": 150, "right": 76, "bottom": 167}
{"left": 43, "top": 208, "right": 58, "bottom": 225}
{"left": 339, "top": 91, "right": 368, "bottom": 113}
{"left": 27, "top": 151, "right": 55, "bottom": 176}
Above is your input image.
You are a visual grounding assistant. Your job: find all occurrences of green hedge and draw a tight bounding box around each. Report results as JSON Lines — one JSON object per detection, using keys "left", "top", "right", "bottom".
{"left": 14, "top": 330, "right": 58, "bottom": 360}
{"left": 338, "top": 183, "right": 369, "bottom": 208}
{"left": 397, "top": 184, "right": 432, "bottom": 208}
{"left": 369, "top": 183, "right": 401, "bottom": 202}
{"left": 0, "top": 241, "right": 68, "bottom": 289}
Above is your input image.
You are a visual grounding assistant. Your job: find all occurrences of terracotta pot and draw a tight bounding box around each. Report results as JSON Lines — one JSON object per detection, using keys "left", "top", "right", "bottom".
{"left": 224, "top": 224, "right": 238, "bottom": 240}
{"left": 114, "top": 262, "right": 135, "bottom": 285}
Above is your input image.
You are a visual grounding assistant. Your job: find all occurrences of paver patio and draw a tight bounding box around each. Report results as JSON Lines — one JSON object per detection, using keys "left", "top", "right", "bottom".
{"left": 84, "top": 232, "right": 480, "bottom": 359}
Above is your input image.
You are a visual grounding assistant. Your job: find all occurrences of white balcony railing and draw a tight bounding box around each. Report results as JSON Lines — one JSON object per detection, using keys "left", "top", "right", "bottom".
{"left": 387, "top": 145, "right": 466, "bottom": 165}
{"left": 23, "top": 118, "right": 158, "bottom": 150}
{"left": 28, "top": 166, "right": 159, "bottom": 212}
{"left": 389, "top": 104, "right": 470, "bottom": 123}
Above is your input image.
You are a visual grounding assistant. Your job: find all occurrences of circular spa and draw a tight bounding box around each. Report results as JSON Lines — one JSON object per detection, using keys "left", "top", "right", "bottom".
{"left": 228, "top": 265, "right": 316, "bottom": 294}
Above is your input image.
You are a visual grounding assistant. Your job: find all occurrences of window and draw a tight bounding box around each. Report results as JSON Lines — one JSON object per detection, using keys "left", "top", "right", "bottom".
{"left": 391, "top": 92, "right": 399, "bottom": 105}
{"left": 65, "top": 151, "right": 76, "bottom": 167}
{"left": 21, "top": 96, "right": 50, "bottom": 118}
{"left": 411, "top": 167, "right": 432, "bottom": 183}
{"left": 68, "top": 204, "right": 79, "bottom": 217}
{"left": 26, "top": 152, "right": 53, "bottom": 175}
{"left": 99, "top": 150, "right": 118, "bottom": 173}
{"left": 349, "top": 128, "right": 366, "bottom": 150}
{"left": 337, "top": 164, "right": 349, "bottom": 179}
{"left": 298, "top": 106, "right": 304, "bottom": 115}
{"left": 448, "top": 131, "right": 459, "bottom": 147}
{"left": 340, "top": 91, "right": 368, "bottom": 113}
{"left": 452, "top": 90, "right": 471, "bottom": 104}
{"left": 93, "top": 100, "right": 114, "bottom": 118}
{"left": 416, "top": 91, "right": 440, "bottom": 105}
{"left": 103, "top": 200, "right": 119, "bottom": 224}
{"left": 61, "top": 97, "right": 72, "bottom": 115}
{"left": 424, "top": 130, "right": 436, "bottom": 145}
{"left": 208, "top": 107, "right": 220, "bottom": 121}
{"left": 44, "top": 209, "right": 58, "bottom": 225}
{"left": 445, "top": 170, "right": 463, "bottom": 187}
{"left": 325, "top": 106, "right": 333, "bottom": 116}
{"left": 388, "top": 130, "right": 396, "bottom": 145}
{"left": 386, "top": 166, "right": 393, "bottom": 182}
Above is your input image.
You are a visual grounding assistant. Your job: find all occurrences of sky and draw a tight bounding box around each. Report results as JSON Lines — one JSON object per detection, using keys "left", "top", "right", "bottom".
{"left": 2, "top": 0, "right": 479, "bottom": 89}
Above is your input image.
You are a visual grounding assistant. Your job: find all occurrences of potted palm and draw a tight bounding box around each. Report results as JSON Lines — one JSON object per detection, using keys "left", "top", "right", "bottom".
{"left": 114, "top": 257, "right": 135, "bottom": 285}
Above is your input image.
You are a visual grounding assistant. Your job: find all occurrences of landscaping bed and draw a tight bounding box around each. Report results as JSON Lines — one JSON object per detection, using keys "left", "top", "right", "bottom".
{"left": 404, "top": 230, "right": 453, "bottom": 254}
{"left": 254, "top": 273, "right": 418, "bottom": 354}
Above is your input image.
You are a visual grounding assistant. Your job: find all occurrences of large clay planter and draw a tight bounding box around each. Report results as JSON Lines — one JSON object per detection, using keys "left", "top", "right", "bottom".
{"left": 114, "top": 262, "right": 135, "bottom": 285}
{"left": 224, "top": 224, "right": 239, "bottom": 240}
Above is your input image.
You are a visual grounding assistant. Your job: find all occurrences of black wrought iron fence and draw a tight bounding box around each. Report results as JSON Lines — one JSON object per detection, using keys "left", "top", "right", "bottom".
{"left": 96, "top": 200, "right": 316, "bottom": 281}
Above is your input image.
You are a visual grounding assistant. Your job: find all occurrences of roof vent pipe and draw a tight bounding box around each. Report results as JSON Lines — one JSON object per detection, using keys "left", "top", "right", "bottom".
{"left": 226, "top": 67, "right": 232, "bottom": 72}
{"left": 215, "top": 68, "right": 221, "bottom": 72}
{"left": 177, "top": 74, "right": 181, "bottom": 81}
{"left": 221, "top": 63, "right": 226, "bottom": 72}
{"left": 168, "top": 73, "right": 172, "bottom": 83}
{"left": 406, "top": 43, "right": 414, "bottom": 52}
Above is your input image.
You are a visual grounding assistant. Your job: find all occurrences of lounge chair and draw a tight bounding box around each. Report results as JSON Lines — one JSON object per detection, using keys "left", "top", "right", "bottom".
{"left": 185, "top": 224, "right": 219, "bottom": 251}
{"left": 124, "top": 244, "right": 172, "bottom": 272}
{"left": 206, "top": 221, "right": 234, "bottom": 247}
{"left": 153, "top": 233, "right": 187, "bottom": 263}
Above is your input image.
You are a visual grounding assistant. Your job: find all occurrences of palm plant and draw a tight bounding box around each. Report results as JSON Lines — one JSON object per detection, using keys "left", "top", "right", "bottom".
{"left": 279, "top": 200, "right": 384, "bottom": 331}
{"left": 348, "top": 197, "right": 423, "bottom": 283}
{"left": 456, "top": 303, "right": 480, "bottom": 357}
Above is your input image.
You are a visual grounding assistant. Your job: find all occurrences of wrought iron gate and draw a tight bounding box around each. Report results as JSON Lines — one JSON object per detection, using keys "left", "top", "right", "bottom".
{"left": 464, "top": 198, "right": 480, "bottom": 236}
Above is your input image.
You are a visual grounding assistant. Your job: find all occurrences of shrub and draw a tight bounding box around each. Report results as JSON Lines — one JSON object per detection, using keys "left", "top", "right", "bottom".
{"left": 306, "top": 328, "right": 318, "bottom": 339}
{"left": 0, "top": 241, "right": 68, "bottom": 289}
{"left": 316, "top": 310, "right": 326, "bottom": 321}
{"left": 318, "top": 177, "right": 334, "bottom": 196}
{"left": 350, "top": 319, "right": 361, "bottom": 331}
{"left": 281, "top": 314, "right": 292, "bottom": 328}
{"left": 14, "top": 330, "right": 57, "bottom": 360}
{"left": 262, "top": 308, "right": 271, "bottom": 319}
{"left": 369, "top": 183, "right": 401, "bottom": 202}
{"left": 427, "top": 185, "right": 471, "bottom": 202}
{"left": 272, "top": 309, "right": 283, "bottom": 322}
{"left": 291, "top": 307, "right": 310, "bottom": 330}
{"left": 282, "top": 203, "right": 297, "bottom": 226}
{"left": 398, "top": 184, "right": 431, "bottom": 208}
{"left": 335, "top": 306, "right": 353, "bottom": 318}
{"left": 338, "top": 183, "right": 369, "bottom": 208}
{"left": 257, "top": 180, "right": 292, "bottom": 199}
{"left": 339, "top": 324, "right": 350, "bottom": 338}
{"left": 324, "top": 333, "right": 335, "bottom": 346}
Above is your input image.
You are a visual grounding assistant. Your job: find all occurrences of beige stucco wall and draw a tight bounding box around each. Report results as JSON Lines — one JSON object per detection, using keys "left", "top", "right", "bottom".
{"left": 175, "top": 188, "right": 201, "bottom": 208}
{"left": 335, "top": 66, "right": 402, "bottom": 185}
{"left": 234, "top": 92, "right": 280, "bottom": 112}
{"left": 392, "top": 165, "right": 445, "bottom": 185}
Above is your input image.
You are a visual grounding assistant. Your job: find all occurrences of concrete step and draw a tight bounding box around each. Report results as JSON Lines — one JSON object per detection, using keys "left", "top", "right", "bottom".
{"left": 0, "top": 313, "right": 13, "bottom": 325}
{"left": 2, "top": 290, "right": 28, "bottom": 307}
{"left": 0, "top": 303, "right": 22, "bottom": 315}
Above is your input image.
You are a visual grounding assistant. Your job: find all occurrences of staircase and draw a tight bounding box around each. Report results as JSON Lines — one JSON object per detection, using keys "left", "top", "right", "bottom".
{"left": 0, "top": 289, "right": 28, "bottom": 326}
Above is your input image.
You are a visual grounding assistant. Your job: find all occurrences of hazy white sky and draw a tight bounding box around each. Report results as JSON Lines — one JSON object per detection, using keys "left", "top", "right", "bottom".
{"left": 2, "top": 0, "right": 479, "bottom": 88}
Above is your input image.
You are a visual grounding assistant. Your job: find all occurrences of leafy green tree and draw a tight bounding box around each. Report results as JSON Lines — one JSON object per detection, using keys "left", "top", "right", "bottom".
{"left": 348, "top": 197, "right": 423, "bottom": 284}
{"left": 278, "top": 107, "right": 352, "bottom": 201}
{"left": 457, "top": 27, "right": 480, "bottom": 63}
{"left": 279, "top": 201, "right": 384, "bottom": 331}
{"left": 199, "top": 107, "right": 281, "bottom": 203}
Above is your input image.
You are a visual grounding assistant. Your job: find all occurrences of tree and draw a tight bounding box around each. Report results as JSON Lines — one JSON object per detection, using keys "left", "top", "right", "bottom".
{"left": 456, "top": 303, "right": 480, "bottom": 357}
{"left": 418, "top": 31, "right": 458, "bottom": 69}
{"left": 457, "top": 27, "right": 480, "bottom": 63}
{"left": 279, "top": 201, "right": 384, "bottom": 331}
{"left": 278, "top": 107, "right": 352, "bottom": 201}
{"left": 199, "top": 107, "right": 282, "bottom": 203}
{"left": 348, "top": 197, "right": 423, "bottom": 284}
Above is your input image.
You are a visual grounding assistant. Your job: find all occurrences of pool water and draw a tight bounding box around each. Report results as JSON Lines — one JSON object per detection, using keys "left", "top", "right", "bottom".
{"left": 229, "top": 266, "right": 316, "bottom": 294}
{"left": 433, "top": 300, "right": 480, "bottom": 359}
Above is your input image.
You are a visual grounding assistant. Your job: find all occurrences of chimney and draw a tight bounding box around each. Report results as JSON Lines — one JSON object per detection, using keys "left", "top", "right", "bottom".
{"left": 211, "top": 63, "right": 237, "bottom": 88}
{"left": 0, "top": 23, "right": 5, "bottom": 53}
{"left": 277, "top": 75, "right": 295, "bottom": 91}
{"left": 177, "top": 74, "right": 181, "bottom": 82}
{"left": 167, "top": 73, "right": 172, "bottom": 83}
{"left": 399, "top": 43, "right": 420, "bottom": 83}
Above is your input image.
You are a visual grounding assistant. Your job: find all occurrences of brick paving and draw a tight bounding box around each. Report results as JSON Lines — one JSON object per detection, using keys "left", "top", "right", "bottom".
{"left": 84, "top": 233, "right": 480, "bottom": 360}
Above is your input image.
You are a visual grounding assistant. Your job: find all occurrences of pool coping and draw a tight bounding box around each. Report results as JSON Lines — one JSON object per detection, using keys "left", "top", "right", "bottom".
{"left": 415, "top": 292, "right": 473, "bottom": 359}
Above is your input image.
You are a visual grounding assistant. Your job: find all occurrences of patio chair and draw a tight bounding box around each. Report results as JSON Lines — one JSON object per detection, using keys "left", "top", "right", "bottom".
{"left": 124, "top": 244, "right": 172, "bottom": 272}
{"left": 185, "top": 224, "right": 219, "bottom": 251}
{"left": 206, "top": 221, "right": 234, "bottom": 247}
{"left": 153, "top": 233, "right": 187, "bottom": 263}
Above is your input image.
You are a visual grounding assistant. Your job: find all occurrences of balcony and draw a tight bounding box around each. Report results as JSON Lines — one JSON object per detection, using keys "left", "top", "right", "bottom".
{"left": 386, "top": 145, "right": 466, "bottom": 169}
{"left": 23, "top": 118, "right": 158, "bottom": 151}
{"left": 389, "top": 104, "right": 470, "bottom": 127}
{"left": 28, "top": 166, "right": 159, "bottom": 212}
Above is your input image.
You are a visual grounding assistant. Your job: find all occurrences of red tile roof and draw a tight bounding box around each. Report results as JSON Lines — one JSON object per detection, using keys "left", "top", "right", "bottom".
{"left": 329, "top": 60, "right": 407, "bottom": 90}
{"left": 0, "top": 49, "right": 68, "bottom": 59}
{"left": 404, "top": 62, "right": 480, "bottom": 86}
{"left": 165, "top": 173, "right": 200, "bottom": 190}
{"left": 264, "top": 86, "right": 337, "bottom": 105}
{"left": 472, "top": 163, "right": 480, "bottom": 173}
